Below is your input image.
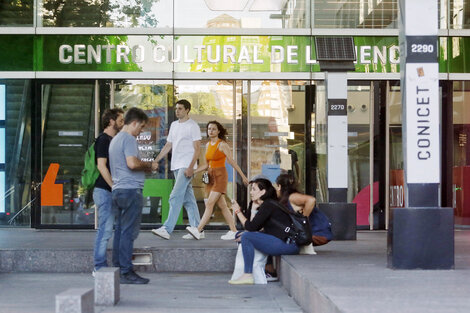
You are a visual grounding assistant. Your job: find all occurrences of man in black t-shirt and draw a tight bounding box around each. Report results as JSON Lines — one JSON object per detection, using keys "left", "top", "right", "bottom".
{"left": 93, "top": 108, "right": 124, "bottom": 275}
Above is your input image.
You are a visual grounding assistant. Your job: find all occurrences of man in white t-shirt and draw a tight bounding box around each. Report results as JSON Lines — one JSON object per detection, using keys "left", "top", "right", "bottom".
{"left": 151, "top": 99, "right": 202, "bottom": 239}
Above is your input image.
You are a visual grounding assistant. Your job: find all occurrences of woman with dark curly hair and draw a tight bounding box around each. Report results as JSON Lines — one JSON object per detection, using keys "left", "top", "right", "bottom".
{"left": 186, "top": 120, "right": 248, "bottom": 240}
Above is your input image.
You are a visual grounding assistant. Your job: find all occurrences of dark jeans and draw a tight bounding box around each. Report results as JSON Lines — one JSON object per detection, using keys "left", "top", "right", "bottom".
{"left": 241, "top": 232, "right": 299, "bottom": 273}
{"left": 112, "top": 188, "right": 143, "bottom": 274}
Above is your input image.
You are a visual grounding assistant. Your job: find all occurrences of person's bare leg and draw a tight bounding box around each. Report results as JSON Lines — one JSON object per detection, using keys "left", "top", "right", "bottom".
{"left": 197, "top": 191, "right": 221, "bottom": 232}
{"left": 217, "top": 196, "right": 237, "bottom": 232}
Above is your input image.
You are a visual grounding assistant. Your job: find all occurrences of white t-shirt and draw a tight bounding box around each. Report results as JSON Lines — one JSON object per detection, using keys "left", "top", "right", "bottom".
{"left": 167, "top": 118, "right": 202, "bottom": 170}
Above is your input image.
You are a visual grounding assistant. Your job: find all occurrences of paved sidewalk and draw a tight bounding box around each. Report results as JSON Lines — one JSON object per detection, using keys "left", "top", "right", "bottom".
{"left": 281, "top": 230, "right": 470, "bottom": 313}
{"left": 1, "top": 229, "right": 469, "bottom": 312}
{"left": 0, "top": 272, "right": 301, "bottom": 313}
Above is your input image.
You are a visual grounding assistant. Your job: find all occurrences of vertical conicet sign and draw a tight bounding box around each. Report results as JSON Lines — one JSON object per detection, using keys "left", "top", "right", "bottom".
{"left": 391, "top": 0, "right": 453, "bottom": 270}
{"left": 0, "top": 84, "right": 5, "bottom": 213}
{"left": 401, "top": 0, "right": 440, "bottom": 206}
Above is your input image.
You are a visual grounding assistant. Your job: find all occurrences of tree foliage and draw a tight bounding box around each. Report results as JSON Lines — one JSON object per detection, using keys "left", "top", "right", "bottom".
{"left": 41, "top": 0, "right": 159, "bottom": 27}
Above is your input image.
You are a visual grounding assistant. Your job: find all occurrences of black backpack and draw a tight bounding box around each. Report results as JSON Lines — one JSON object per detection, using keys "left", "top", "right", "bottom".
{"left": 271, "top": 201, "right": 313, "bottom": 246}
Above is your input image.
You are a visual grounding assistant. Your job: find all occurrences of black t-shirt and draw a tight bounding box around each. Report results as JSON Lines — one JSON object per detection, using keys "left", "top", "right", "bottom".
{"left": 94, "top": 133, "right": 113, "bottom": 192}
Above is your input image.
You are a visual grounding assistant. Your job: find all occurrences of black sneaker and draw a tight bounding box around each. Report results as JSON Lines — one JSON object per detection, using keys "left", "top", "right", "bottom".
{"left": 120, "top": 270, "right": 150, "bottom": 284}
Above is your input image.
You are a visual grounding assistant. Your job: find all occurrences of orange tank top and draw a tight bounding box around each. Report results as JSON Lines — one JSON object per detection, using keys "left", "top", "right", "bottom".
{"left": 205, "top": 139, "right": 226, "bottom": 168}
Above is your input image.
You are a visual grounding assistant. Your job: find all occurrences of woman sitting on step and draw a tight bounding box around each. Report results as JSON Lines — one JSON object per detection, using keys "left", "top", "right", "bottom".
{"left": 275, "top": 173, "right": 332, "bottom": 247}
{"left": 230, "top": 198, "right": 269, "bottom": 284}
{"left": 229, "top": 178, "right": 299, "bottom": 285}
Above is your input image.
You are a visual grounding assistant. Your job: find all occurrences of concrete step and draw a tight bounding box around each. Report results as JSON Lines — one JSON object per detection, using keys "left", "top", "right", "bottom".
{"left": 0, "top": 229, "right": 237, "bottom": 273}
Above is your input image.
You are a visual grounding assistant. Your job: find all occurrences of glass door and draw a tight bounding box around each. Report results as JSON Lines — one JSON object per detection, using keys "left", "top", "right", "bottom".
{"left": 452, "top": 81, "right": 470, "bottom": 226}
{"left": 333, "top": 80, "right": 390, "bottom": 230}
{"left": 247, "top": 80, "right": 308, "bottom": 192}
{"left": 387, "top": 81, "right": 404, "bottom": 229}
{"left": 172, "top": 80, "right": 243, "bottom": 228}
{"left": 347, "top": 82, "right": 374, "bottom": 229}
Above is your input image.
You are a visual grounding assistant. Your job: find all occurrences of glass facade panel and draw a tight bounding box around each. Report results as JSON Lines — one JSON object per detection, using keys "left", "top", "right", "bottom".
{"left": 40, "top": 82, "right": 95, "bottom": 225}
{"left": 452, "top": 81, "right": 470, "bottom": 225}
{"left": 449, "top": 0, "right": 470, "bottom": 29}
{"left": 314, "top": 82, "right": 327, "bottom": 203}
{"left": 39, "top": 0, "right": 172, "bottom": 27}
{"left": 113, "top": 80, "right": 173, "bottom": 225}
{"left": 0, "top": 0, "right": 451, "bottom": 30}
{"left": 0, "top": 0, "right": 33, "bottom": 26}
{"left": 248, "top": 80, "right": 307, "bottom": 192}
{"left": 173, "top": 35, "right": 313, "bottom": 73}
{"left": 0, "top": 80, "right": 32, "bottom": 227}
{"left": 38, "top": 35, "right": 173, "bottom": 72}
{"left": 312, "top": 0, "right": 398, "bottom": 29}
{"left": 174, "top": 0, "right": 309, "bottom": 29}
{"left": 0, "top": 35, "right": 34, "bottom": 71}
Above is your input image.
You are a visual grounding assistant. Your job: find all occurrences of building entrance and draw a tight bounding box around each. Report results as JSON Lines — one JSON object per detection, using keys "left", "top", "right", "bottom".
{"left": 34, "top": 79, "right": 311, "bottom": 229}
{"left": 32, "top": 79, "right": 410, "bottom": 230}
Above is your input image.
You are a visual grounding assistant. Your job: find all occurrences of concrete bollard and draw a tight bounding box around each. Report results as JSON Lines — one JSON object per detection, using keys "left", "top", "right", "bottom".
{"left": 94, "top": 267, "right": 120, "bottom": 305}
{"left": 56, "top": 288, "right": 94, "bottom": 313}
{"left": 320, "top": 202, "right": 357, "bottom": 240}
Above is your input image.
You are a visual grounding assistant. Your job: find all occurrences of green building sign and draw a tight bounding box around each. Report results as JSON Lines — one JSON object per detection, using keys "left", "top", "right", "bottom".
{"left": 0, "top": 35, "right": 455, "bottom": 73}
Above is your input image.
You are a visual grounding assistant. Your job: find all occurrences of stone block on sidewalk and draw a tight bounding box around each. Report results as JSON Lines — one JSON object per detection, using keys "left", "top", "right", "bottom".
{"left": 94, "top": 267, "right": 120, "bottom": 305}
{"left": 56, "top": 288, "right": 94, "bottom": 313}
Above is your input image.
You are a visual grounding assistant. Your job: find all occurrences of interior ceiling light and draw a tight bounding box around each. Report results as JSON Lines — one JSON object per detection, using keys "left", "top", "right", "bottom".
{"left": 249, "top": 0, "right": 287, "bottom": 11}
{"left": 204, "top": 0, "right": 249, "bottom": 11}
{"left": 204, "top": 0, "right": 286, "bottom": 11}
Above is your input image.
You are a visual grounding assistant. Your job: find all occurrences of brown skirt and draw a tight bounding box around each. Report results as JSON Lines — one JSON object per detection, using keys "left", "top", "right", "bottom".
{"left": 206, "top": 167, "right": 228, "bottom": 194}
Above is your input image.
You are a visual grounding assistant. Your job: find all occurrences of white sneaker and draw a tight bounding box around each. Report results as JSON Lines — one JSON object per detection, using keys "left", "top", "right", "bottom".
{"left": 265, "top": 272, "right": 279, "bottom": 282}
{"left": 182, "top": 231, "right": 205, "bottom": 239}
{"left": 151, "top": 227, "right": 170, "bottom": 240}
{"left": 299, "top": 243, "right": 317, "bottom": 255}
{"left": 220, "top": 231, "right": 236, "bottom": 240}
{"left": 186, "top": 226, "right": 201, "bottom": 240}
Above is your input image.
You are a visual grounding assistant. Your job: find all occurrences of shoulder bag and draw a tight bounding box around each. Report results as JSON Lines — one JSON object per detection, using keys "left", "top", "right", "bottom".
{"left": 271, "top": 201, "right": 312, "bottom": 246}
{"left": 202, "top": 171, "right": 210, "bottom": 184}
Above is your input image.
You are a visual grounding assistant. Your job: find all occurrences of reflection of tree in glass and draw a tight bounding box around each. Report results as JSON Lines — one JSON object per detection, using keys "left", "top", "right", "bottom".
{"left": 242, "top": 96, "right": 259, "bottom": 116}
{"left": 107, "top": 0, "right": 159, "bottom": 28}
{"left": 0, "top": 0, "right": 33, "bottom": 26}
{"left": 115, "top": 84, "right": 173, "bottom": 111}
{"left": 179, "top": 92, "right": 225, "bottom": 117}
{"left": 41, "top": 0, "right": 159, "bottom": 27}
{"left": 41, "top": 35, "right": 141, "bottom": 72}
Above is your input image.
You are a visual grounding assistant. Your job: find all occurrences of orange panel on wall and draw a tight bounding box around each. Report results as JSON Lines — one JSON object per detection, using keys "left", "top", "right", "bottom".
{"left": 41, "top": 163, "right": 63, "bottom": 206}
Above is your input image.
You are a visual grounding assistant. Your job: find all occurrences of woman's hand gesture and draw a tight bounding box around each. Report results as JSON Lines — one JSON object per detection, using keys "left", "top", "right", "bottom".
{"left": 231, "top": 199, "right": 241, "bottom": 215}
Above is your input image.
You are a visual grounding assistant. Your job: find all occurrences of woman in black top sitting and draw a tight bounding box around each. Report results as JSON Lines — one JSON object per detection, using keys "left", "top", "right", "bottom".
{"left": 229, "top": 178, "right": 300, "bottom": 285}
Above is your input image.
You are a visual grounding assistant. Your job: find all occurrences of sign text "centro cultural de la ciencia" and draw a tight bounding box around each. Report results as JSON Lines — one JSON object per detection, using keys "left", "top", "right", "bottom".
{"left": 58, "top": 43, "right": 400, "bottom": 66}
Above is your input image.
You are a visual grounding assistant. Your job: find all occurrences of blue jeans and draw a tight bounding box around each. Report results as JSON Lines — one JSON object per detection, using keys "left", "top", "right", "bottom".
{"left": 162, "top": 168, "right": 200, "bottom": 233}
{"left": 93, "top": 187, "right": 114, "bottom": 270}
{"left": 112, "top": 189, "right": 143, "bottom": 274}
{"left": 241, "top": 232, "right": 299, "bottom": 273}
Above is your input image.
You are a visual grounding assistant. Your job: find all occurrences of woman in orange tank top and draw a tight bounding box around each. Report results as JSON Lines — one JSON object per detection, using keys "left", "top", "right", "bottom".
{"left": 187, "top": 121, "right": 248, "bottom": 240}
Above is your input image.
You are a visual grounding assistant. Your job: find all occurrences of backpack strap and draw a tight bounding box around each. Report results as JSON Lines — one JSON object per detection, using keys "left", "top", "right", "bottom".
{"left": 270, "top": 199, "right": 294, "bottom": 216}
